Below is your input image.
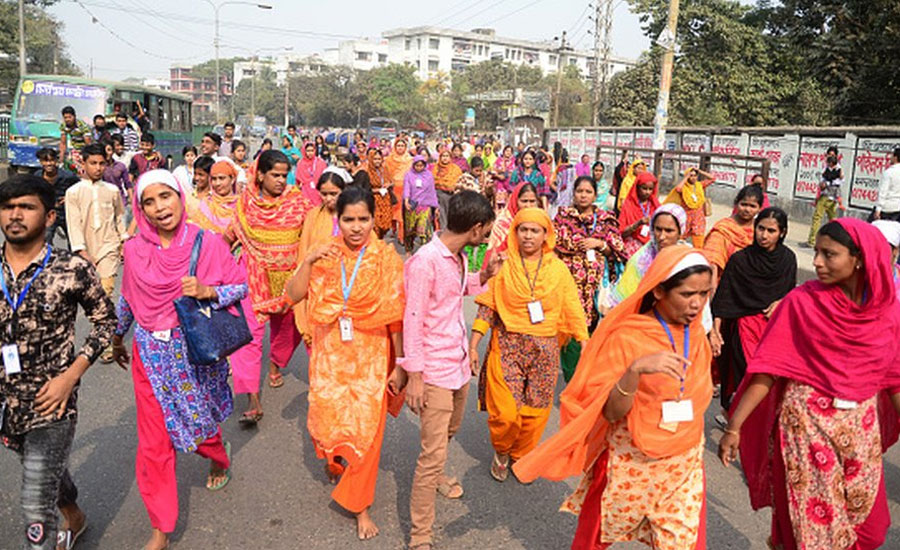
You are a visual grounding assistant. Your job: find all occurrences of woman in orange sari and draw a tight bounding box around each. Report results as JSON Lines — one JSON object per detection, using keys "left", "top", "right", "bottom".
{"left": 366, "top": 149, "right": 393, "bottom": 238}
{"left": 384, "top": 137, "right": 413, "bottom": 237}
{"left": 514, "top": 246, "right": 714, "bottom": 550}
{"left": 293, "top": 168, "right": 349, "bottom": 346}
{"left": 286, "top": 185, "right": 405, "bottom": 541}
{"left": 470, "top": 208, "right": 588, "bottom": 482}
{"left": 703, "top": 185, "right": 763, "bottom": 286}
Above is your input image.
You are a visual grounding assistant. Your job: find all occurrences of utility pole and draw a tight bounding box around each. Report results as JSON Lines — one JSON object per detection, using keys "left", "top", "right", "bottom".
{"left": 17, "top": 0, "right": 26, "bottom": 77}
{"left": 591, "top": 0, "right": 614, "bottom": 125}
{"left": 652, "top": 0, "right": 680, "bottom": 150}
{"left": 553, "top": 30, "right": 567, "bottom": 127}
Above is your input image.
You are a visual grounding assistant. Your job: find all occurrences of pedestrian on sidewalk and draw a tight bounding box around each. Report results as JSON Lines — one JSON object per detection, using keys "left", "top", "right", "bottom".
{"left": 287, "top": 185, "right": 406, "bottom": 541}
{"left": 64, "top": 144, "right": 128, "bottom": 363}
{"left": 805, "top": 147, "right": 845, "bottom": 246}
{"left": 873, "top": 147, "right": 900, "bottom": 222}
{"left": 402, "top": 191, "right": 501, "bottom": 550}
{"left": 112, "top": 170, "right": 245, "bottom": 550}
{"left": 0, "top": 175, "right": 116, "bottom": 550}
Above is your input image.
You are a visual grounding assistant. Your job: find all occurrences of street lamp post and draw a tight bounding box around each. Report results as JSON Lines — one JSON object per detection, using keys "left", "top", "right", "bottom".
{"left": 201, "top": 1, "right": 272, "bottom": 123}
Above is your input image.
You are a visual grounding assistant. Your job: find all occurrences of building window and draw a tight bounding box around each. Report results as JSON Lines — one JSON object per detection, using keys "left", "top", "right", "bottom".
{"left": 429, "top": 38, "right": 440, "bottom": 49}
{"left": 428, "top": 59, "right": 439, "bottom": 71}
{"left": 378, "top": 53, "right": 387, "bottom": 63}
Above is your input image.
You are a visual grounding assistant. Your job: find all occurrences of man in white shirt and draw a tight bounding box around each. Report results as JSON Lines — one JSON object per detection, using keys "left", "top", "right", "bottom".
{"left": 874, "top": 147, "right": 900, "bottom": 221}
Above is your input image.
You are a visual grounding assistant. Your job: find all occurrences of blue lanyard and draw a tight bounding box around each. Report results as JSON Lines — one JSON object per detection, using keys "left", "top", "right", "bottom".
{"left": 0, "top": 246, "right": 51, "bottom": 314}
{"left": 340, "top": 245, "right": 367, "bottom": 312}
{"left": 653, "top": 308, "right": 689, "bottom": 397}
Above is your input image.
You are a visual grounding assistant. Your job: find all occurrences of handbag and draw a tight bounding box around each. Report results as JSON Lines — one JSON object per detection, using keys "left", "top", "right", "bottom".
{"left": 173, "top": 231, "right": 252, "bottom": 366}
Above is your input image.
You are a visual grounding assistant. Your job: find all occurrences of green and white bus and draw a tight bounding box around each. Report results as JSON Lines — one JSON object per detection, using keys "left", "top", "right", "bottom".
{"left": 8, "top": 74, "right": 193, "bottom": 169}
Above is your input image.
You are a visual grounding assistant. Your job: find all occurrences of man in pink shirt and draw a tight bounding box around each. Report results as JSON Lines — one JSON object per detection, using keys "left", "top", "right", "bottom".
{"left": 401, "top": 190, "right": 503, "bottom": 550}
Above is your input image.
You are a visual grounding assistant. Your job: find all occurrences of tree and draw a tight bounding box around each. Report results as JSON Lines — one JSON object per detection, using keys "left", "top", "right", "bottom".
{"left": 0, "top": 1, "right": 80, "bottom": 101}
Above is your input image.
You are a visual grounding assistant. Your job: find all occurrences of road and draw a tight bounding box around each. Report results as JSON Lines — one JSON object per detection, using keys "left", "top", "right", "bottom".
{"left": 1, "top": 209, "right": 899, "bottom": 550}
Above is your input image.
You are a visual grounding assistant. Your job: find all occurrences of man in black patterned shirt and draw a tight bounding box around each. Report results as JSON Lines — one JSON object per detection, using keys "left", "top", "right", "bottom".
{"left": 0, "top": 175, "right": 116, "bottom": 550}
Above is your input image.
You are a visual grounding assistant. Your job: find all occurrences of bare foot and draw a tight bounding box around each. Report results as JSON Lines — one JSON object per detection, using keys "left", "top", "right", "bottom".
{"left": 356, "top": 508, "right": 379, "bottom": 540}
{"left": 143, "top": 528, "right": 169, "bottom": 550}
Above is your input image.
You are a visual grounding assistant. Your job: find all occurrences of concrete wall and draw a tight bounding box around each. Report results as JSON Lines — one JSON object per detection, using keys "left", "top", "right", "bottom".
{"left": 546, "top": 126, "right": 900, "bottom": 219}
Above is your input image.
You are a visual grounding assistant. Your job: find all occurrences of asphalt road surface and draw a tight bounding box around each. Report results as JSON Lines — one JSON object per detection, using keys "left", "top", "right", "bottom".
{"left": 1, "top": 214, "right": 899, "bottom": 550}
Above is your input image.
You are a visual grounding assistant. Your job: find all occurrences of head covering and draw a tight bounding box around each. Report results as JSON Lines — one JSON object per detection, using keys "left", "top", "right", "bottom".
{"left": 747, "top": 218, "right": 900, "bottom": 402}
{"left": 712, "top": 223, "right": 797, "bottom": 319}
{"left": 618, "top": 171, "right": 660, "bottom": 245}
{"left": 513, "top": 245, "right": 713, "bottom": 482}
{"left": 475, "top": 208, "right": 588, "bottom": 340}
{"left": 873, "top": 220, "right": 900, "bottom": 249}
{"left": 122, "top": 170, "right": 243, "bottom": 331}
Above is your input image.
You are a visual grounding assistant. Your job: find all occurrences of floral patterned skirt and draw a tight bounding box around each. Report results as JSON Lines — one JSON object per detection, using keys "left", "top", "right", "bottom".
{"left": 779, "top": 381, "right": 883, "bottom": 550}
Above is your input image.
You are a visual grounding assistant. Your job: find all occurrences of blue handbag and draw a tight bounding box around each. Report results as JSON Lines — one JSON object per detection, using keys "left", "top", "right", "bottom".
{"left": 173, "top": 230, "right": 252, "bottom": 366}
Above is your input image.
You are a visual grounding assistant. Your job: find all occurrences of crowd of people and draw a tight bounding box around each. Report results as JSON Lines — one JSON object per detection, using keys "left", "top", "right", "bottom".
{"left": 4, "top": 106, "right": 900, "bottom": 550}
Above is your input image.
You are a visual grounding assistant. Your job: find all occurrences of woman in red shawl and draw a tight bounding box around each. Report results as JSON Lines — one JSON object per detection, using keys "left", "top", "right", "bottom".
{"left": 720, "top": 218, "right": 900, "bottom": 550}
{"left": 295, "top": 141, "right": 326, "bottom": 206}
{"left": 618, "top": 171, "right": 660, "bottom": 259}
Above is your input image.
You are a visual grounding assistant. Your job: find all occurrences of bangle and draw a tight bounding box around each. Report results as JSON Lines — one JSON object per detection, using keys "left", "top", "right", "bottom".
{"left": 614, "top": 381, "right": 635, "bottom": 397}
{"left": 723, "top": 428, "right": 740, "bottom": 436}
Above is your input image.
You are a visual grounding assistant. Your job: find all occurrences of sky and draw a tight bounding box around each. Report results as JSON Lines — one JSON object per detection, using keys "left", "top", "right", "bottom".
{"left": 48, "top": 0, "right": 651, "bottom": 81}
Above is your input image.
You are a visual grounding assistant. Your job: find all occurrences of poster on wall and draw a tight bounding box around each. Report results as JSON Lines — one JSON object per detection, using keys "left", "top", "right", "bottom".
{"left": 795, "top": 137, "right": 845, "bottom": 201}
{"left": 711, "top": 135, "right": 745, "bottom": 188}
{"left": 850, "top": 138, "right": 900, "bottom": 209}
{"left": 748, "top": 135, "right": 784, "bottom": 193}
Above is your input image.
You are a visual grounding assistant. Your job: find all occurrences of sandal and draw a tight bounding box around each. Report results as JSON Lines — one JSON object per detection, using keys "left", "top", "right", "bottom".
{"left": 490, "top": 452, "right": 509, "bottom": 482}
{"left": 268, "top": 372, "right": 284, "bottom": 388}
{"left": 207, "top": 441, "right": 232, "bottom": 491}
{"left": 56, "top": 521, "right": 87, "bottom": 550}
{"left": 436, "top": 477, "right": 464, "bottom": 499}
{"left": 238, "top": 409, "right": 263, "bottom": 425}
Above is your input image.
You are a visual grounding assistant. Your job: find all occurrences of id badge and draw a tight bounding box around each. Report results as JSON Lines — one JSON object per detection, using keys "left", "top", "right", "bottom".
{"left": 833, "top": 398, "right": 858, "bottom": 410}
{"left": 527, "top": 301, "right": 545, "bottom": 324}
{"left": 415, "top": 178, "right": 423, "bottom": 188}
{"left": 662, "top": 399, "right": 693, "bottom": 424}
{"left": 339, "top": 317, "right": 353, "bottom": 342}
{"left": 586, "top": 249, "right": 597, "bottom": 263}
{"left": 2, "top": 344, "right": 21, "bottom": 375}
{"left": 640, "top": 224, "right": 650, "bottom": 238}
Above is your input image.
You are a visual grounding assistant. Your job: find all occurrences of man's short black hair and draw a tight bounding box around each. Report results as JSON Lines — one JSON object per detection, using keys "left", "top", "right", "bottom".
{"left": 0, "top": 175, "right": 56, "bottom": 214}
{"left": 203, "top": 132, "right": 222, "bottom": 146}
{"left": 224, "top": 121, "right": 235, "bottom": 129}
{"left": 61, "top": 106, "right": 76, "bottom": 117}
{"left": 35, "top": 148, "right": 59, "bottom": 161}
{"left": 140, "top": 132, "right": 155, "bottom": 146}
{"left": 446, "top": 190, "right": 495, "bottom": 233}
{"left": 82, "top": 143, "right": 107, "bottom": 161}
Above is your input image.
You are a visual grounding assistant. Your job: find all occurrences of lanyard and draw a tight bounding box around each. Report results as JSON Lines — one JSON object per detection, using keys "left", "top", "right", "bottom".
{"left": 653, "top": 308, "right": 689, "bottom": 397}
{"left": 340, "top": 245, "right": 367, "bottom": 312}
{"left": 520, "top": 255, "right": 543, "bottom": 298}
{"left": 0, "top": 246, "right": 51, "bottom": 314}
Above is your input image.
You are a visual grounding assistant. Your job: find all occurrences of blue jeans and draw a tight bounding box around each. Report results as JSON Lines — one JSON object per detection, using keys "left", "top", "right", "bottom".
{"left": 4, "top": 419, "right": 78, "bottom": 550}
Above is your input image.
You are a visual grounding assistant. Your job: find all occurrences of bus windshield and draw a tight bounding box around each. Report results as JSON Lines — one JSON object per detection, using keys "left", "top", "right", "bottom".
{"left": 14, "top": 80, "right": 108, "bottom": 124}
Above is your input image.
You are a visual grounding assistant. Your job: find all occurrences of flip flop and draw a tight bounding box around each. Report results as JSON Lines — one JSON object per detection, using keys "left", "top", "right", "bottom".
{"left": 268, "top": 372, "right": 284, "bottom": 388}
{"left": 56, "top": 521, "right": 87, "bottom": 550}
{"left": 207, "top": 441, "right": 232, "bottom": 491}
{"left": 238, "top": 409, "right": 263, "bottom": 426}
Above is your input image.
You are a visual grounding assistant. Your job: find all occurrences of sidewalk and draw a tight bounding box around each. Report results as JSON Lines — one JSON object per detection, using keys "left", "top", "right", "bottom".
{"left": 708, "top": 200, "right": 818, "bottom": 283}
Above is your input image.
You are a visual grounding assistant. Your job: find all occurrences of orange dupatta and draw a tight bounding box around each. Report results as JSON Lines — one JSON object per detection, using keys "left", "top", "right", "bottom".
{"left": 513, "top": 245, "right": 713, "bottom": 483}
{"left": 475, "top": 208, "right": 588, "bottom": 341}
{"left": 702, "top": 216, "right": 754, "bottom": 270}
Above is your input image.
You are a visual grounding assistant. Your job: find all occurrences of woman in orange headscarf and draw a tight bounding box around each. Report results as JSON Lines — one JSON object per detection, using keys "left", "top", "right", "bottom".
{"left": 286, "top": 185, "right": 405, "bottom": 542}
{"left": 470, "top": 208, "right": 588, "bottom": 483}
{"left": 703, "top": 184, "right": 763, "bottom": 286}
{"left": 514, "top": 245, "right": 714, "bottom": 550}
{"left": 383, "top": 137, "right": 413, "bottom": 236}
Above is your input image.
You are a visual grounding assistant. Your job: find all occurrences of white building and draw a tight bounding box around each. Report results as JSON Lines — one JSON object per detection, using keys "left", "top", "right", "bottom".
{"left": 323, "top": 39, "right": 390, "bottom": 71}
{"left": 382, "top": 26, "right": 635, "bottom": 82}
{"left": 233, "top": 53, "right": 330, "bottom": 89}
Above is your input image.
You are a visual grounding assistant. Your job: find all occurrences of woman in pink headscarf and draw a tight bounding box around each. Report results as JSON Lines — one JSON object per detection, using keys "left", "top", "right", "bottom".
{"left": 111, "top": 170, "right": 247, "bottom": 550}
{"left": 296, "top": 141, "right": 326, "bottom": 206}
{"left": 720, "top": 218, "right": 900, "bottom": 550}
